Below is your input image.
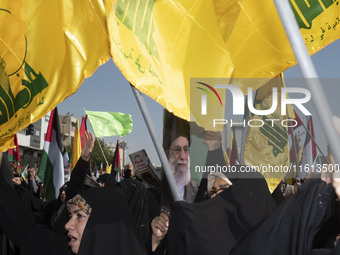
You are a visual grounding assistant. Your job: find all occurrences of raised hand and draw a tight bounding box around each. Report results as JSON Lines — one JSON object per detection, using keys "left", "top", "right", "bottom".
{"left": 81, "top": 131, "right": 95, "bottom": 162}
{"left": 151, "top": 212, "right": 169, "bottom": 251}
{"left": 203, "top": 131, "right": 222, "bottom": 151}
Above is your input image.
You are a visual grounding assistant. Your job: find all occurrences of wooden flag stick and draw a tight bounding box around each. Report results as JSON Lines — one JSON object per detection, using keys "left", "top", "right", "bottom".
{"left": 96, "top": 137, "right": 108, "bottom": 167}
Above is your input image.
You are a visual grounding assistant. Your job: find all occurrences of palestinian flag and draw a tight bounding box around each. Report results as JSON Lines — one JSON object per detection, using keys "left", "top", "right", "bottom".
{"left": 111, "top": 140, "right": 121, "bottom": 176}
{"left": 7, "top": 134, "right": 20, "bottom": 163}
{"left": 80, "top": 115, "right": 88, "bottom": 149}
{"left": 298, "top": 116, "right": 317, "bottom": 179}
{"left": 38, "top": 108, "right": 64, "bottom": 202}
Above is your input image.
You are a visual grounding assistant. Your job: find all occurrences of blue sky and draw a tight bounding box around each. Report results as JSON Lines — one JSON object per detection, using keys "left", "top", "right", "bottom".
{"left": 58, "top": 39, "right": 340, "bottom": 165}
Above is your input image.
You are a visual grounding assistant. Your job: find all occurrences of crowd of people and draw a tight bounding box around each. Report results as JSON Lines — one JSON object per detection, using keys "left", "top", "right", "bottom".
{"left": 0, "top": 114, "right": 340, "bottom": 255}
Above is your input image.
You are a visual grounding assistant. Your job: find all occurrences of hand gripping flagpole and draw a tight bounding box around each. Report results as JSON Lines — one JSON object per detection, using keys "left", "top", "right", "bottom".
{"left": 130, "top": 84, "right": 182, "bottom": 201}
{"left": 274, "top": 0, "right": 340, "bottom": 171}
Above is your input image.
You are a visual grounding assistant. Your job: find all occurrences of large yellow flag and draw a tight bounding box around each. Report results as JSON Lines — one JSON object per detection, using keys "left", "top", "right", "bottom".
{"left": 71, "top": 119, "right": 81, "bottom": 171}
{"left": 105, "top": 0, "right": 233, "bottom": 123}
{"left": 0, "top": 0, "right": 110, "bottom": 151}
{"left": 219, "top": 0, "right": 340, "bottom": 85}
{"left": 243, "top": 75, "right": 293, "bottom": 193}
{"left": 106, "top": 0, "right": 340, "bottom": 126}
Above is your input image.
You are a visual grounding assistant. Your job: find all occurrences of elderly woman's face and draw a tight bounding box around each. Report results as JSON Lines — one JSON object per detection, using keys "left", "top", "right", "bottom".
{"left": 65, "top": 204, "right": 89, "bottom": 254}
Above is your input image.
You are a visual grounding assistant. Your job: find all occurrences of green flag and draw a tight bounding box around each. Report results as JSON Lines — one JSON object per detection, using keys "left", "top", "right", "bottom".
{"left": 85, "top": 110, "right": 133, "bottom": 137}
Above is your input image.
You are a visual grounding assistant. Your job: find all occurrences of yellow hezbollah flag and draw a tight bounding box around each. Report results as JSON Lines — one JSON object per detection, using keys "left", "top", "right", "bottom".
{"left": 0, "top": 0, "right": 110, "bottom": 151}
{"left": 71, "top": 119, "right": 81, "bottom": 171}
{"left": 106, "top": 0, "right": 340, "bottom": 127}
{"left": 105, "top": 0, "right": 233, "bottom": 124}
{"left": 214, "top": 0, "right": 340, "bottom": 88}
{"left": 2, "top": 136, "right": 16, "bottom": 150}
{"left": 243, "top": 74, "right": 293, "bottom": 193}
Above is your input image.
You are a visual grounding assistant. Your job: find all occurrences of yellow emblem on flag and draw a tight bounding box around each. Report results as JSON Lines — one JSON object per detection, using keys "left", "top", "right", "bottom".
{"left": 243, "top": 74, "right": 292, "bottom": 193}
{"left": 218, "top": 0, "right": 340, "bottom": 87}
{"left": 106, "top": 0, "right": 340, "bottom": 129}
{"left": 0, "top": 0, "right": 110, "bottom": 151}
{"left": 105, "top": 0, "right": 234, "bottom": 124}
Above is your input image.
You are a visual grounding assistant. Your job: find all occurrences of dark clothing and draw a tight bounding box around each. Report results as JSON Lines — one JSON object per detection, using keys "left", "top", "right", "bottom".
{"left": 14, "top": 182, "right": 45, "bottom": 224}
{"left": 152, "top": 146, "right": 275, "bottom": 255}
{"left": 0, "top": 155, "right": 72, "bottom": 255}
{"left": 313, "top": 199, "right": 340, "bottom": 249}
{"left": 65, "top": 158, "right": 90, "bottom": 201}
{"left": 148, "top": 238, "right": 167, "bottom": 255}
{"left": 167, "top": 171, "right": 276, "bottom": 255}
{"left": 11, "top": 157, "right": 90, "bottom": 234}
{"left": 118, "top": 178, "right": 161, "bottom": 246}
{"left": 97, "top": 173, "right": 116, "bottom": 188}
{"left": 44, "top": 198, "right": 67, "bottom": 234}
{"left": 271, "top": 182, "right": 286, "bottom": 206}
{"left": 194, "top": 148, "right": 229, "bottom": 203}
{"left": 0, "top": 155, "right": 147, "bottom": 255}
{"left": 230, "top": 177, "right": 334, "bottom": 255}
{"left": 47, "top": 157, "right": 90, "bottom": 233}
{"left": 78, "top": 187, "right": 147, "bottom": 255}
{"left": 43, "top": 157, "right": 90, "bottom": 233}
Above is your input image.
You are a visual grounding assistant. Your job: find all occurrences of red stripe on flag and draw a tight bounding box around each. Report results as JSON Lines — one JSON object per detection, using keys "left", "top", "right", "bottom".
{"left": 309, "top": 116, "right": 317, "bottom": 160}
{"left": 45, "top": 109, "right": 55, "bottom": 142}
{"left": 80, "top": 115, "right": 88, "bottom": 149}
{"left": 288, "top": 110, "right": 304, "bottom": 135}
{"left": 14, "top": 134, "right": 20, "bottom": 162}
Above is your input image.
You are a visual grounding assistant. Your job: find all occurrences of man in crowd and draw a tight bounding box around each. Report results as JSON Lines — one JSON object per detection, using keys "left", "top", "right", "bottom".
{"left": 162, "top": 110, "right": 198, "bottom": 204}
{"left": 150, "top": 110, "right": 198, "bottom": 253}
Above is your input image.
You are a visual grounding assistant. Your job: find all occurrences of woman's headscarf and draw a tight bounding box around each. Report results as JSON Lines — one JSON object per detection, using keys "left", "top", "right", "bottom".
{"left": 74, "top": 187, "right": 147, "bottom": 255}
{"left": 97, "top": 173, "right": 117, "bottom": 188}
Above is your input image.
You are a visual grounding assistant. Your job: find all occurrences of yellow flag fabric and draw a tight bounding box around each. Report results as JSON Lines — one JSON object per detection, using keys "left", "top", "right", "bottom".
{"left": 243, "top": 75, "right": 291, "bottom": 193}
{"left": 219, "top": 0, "right": 340, "bottom": 85}
{"left": 106, "top": 0, "right": 340, "bottom": 126}
{"left": 71, "top": 119, "right": 81, "bottom": 171}
{"left": 3, "top": 136, "right": 16, "bottom": 150}
{"left": 222, "top": 148, "right": 230, "bottom": 167}
{"left": 105, "top": 0, "right": 233, "bottom": 123}
{"left": 106, "top": 164, "right": 112, "bottom": 174}
{"left": 0, "top": 0, "right": 110, "bottom": 151}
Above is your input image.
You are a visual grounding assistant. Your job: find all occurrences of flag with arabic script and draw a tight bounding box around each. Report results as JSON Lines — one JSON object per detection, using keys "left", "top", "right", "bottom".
{"left": 105, "top": 0, "right": 340, "bottom": 129}
{"left": 105, "top": 0, "right": 233, "bottom": 124}
{"left": 0, "top": 0, "right": 110, "bottom": 151}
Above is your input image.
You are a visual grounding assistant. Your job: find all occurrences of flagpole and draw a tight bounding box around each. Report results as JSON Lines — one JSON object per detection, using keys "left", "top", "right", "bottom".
{"left": 289, "top": 125, "right": 299, "bottom": 172}
{"left": 273, "top": 0, "right": 340, "bottom": 170}
{"left": 96, "top": 138, "right": 109, "bottom": 167}
{"left": 240, "top": 96, "right": 250, "bottom": 165}
{"left": 130, "top": 84, "right": 182, "bottom": 201}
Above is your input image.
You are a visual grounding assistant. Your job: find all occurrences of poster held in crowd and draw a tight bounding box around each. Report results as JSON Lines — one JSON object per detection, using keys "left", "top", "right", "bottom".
{"left": 129, "top": 149, "right": 160, "bottom": 186}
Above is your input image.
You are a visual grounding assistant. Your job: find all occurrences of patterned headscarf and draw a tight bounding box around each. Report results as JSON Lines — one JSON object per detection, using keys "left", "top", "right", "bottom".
{"left": 67, "top": 194, "right": 92, "bottom": 215}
